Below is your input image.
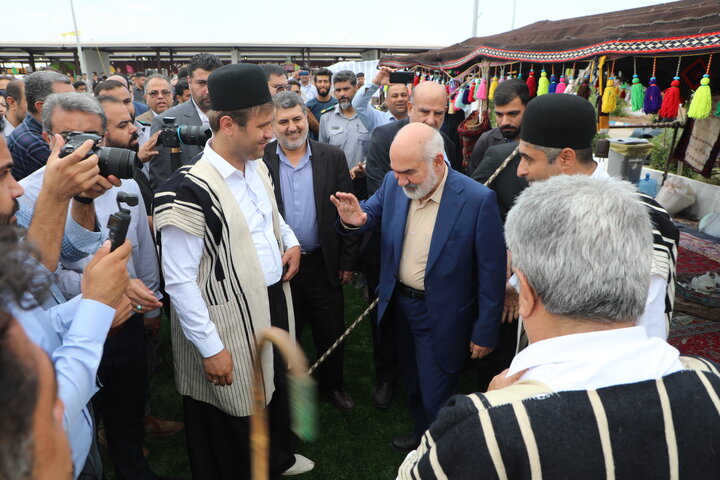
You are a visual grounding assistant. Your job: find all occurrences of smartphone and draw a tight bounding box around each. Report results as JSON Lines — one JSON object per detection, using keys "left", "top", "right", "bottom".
{"left": 389, "top": 71, "right": 415, "bottom": 84}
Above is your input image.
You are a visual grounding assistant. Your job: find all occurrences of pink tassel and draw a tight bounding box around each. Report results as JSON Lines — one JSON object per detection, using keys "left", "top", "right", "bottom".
{"left": 477, "top": 78, "right": 487, "bottom": 100}
{"left": 555, "top": 75, "right": 567, "bottom": 93}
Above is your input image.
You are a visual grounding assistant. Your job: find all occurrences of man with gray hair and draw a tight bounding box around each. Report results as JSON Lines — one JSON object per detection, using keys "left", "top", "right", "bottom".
{"left": 398, "top": 175, "right": 720, "bottom": 479}
{"left": 8, "top": 70, "right": 73, "bottom": 180}
{"left": 319, "top": 70, "right": 369, "bottom": 172}
{"left": 263, "top": 91, "right": 360, "bottom": 410}
{"left": 515, "top": 93, "right": 679, "bottom": 340}
{"left": 332, "top": 122, "right": 505, "bottom": 451}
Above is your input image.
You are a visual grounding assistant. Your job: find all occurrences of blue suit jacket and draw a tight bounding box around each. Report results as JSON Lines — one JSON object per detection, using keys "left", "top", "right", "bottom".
{"left": 353, "top": 168, "right": 506, "bottom": 373}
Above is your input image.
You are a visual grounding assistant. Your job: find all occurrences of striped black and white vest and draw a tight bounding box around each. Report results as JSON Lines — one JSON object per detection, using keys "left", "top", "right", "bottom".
{"left": 399, "top": 356, "right": 720, "bottom": 479}
{"left": 154, "top": 157, "right": 295, "bottom": 417}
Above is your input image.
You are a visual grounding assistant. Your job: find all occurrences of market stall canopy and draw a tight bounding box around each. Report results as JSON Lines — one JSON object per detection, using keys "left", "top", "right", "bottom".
{"left": 379, "top": 0, "right": 720, "bottom": 69}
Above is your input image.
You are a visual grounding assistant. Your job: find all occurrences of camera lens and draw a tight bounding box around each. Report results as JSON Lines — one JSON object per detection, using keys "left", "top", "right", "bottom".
{"left": 97, "top": 147, "right": 137, "bottom": 179}
{"left": 177, "top": 124, "right": 211, "bottom": 147}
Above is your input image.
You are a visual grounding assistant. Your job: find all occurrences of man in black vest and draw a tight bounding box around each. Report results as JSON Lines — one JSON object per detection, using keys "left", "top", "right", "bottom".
{"left": 264, "top": 91, "right": 361, "bottom": 410}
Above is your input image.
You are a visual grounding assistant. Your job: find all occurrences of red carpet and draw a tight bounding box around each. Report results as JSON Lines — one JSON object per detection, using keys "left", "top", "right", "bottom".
{"left": 677, "top": 247, "right": 720, "bottom": 275}
{"left": 668, "top": 317, "right": 720, "bottom": 364}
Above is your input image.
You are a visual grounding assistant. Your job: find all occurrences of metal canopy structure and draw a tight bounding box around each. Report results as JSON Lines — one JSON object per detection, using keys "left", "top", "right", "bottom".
{"left": 0, "top": 41, "right": 439, "bottom": 71}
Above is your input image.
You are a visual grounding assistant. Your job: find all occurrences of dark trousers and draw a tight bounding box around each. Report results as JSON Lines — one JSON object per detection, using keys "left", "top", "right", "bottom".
{"left": 364, "top": 233, "right": 398, "bottom": 385}
{"left": 183, "top": 282, "right": 296, "bottom": 480}
{"left": 290, "top": 251, "right": 345, "bottom": 392}
{"left": 394, "top": 293, "right": 459, "bottom": 436}
{"left": 93, "top": 315, "right": 155, "bottom": 480}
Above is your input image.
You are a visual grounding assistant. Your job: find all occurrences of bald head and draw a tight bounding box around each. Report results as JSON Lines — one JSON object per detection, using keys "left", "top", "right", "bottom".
{"left": 408, "top": 81, "right": 448, "bottom": 129}
{"left": 390, "top": 123, "right": 445, "bottom": 200}
{"left": 107, "top": 75, "right": 129, "bottom": 89}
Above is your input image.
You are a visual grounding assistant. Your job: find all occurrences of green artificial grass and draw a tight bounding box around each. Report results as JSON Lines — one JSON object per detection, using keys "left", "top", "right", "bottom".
{"left": 101, "top": 286, "right": 483, "bottom": 479}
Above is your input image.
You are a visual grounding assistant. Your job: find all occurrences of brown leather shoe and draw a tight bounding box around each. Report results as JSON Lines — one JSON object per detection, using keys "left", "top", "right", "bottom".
{"left": 323, "top": 389, "right": 355, "bottom": 410}
{"left": 144, "top": 416, "right": 184, "bottom": 437}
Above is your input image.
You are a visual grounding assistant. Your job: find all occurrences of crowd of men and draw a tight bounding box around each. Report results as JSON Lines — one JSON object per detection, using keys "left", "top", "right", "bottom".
{"left": 0, "top": 50, "right": 718, "bottom": 480}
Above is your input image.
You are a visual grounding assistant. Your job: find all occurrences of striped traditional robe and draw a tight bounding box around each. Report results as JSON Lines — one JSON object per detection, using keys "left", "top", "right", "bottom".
{"left": 638, "top": 193, "right": 679, "bottom": 334}
{"left": 399, "top": 356, "right": 720, "bottom": 479}
{"left": 154, "top": 157, "right": 294, "bottom": 417}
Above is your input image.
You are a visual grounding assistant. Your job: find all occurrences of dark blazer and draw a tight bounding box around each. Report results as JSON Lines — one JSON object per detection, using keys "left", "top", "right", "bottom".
{"left": 149, "top": 100, "right": 204, "bottom": 192}
{"left": 471, "top": 142, "right": 528, "bottom": 222}
{"left": 348, "top": 168, "right": 506, "bottom": 373}
{"left": 466, "top": 127, "right": 507, "bottom": 175}
{"left": 264, "top": 139, "right": 361, "bottom": 287}
{"left": 365, "top": 118, "right": 460, "bottom": 196}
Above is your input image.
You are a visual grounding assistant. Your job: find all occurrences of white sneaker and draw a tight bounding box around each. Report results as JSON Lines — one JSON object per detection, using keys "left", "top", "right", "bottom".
{"left": 281, "top": 454, "right": 315, "bottom": 476}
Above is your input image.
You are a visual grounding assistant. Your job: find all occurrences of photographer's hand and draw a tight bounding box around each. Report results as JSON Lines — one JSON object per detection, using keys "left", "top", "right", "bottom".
{"left": 43, "top": 135, "right": 102, "bottom": 200}
{"left": 82, "top": 240, "right": 131, "bottom": 308}
{"left": 137, "top": 131, "right": 161, "bottom": 163}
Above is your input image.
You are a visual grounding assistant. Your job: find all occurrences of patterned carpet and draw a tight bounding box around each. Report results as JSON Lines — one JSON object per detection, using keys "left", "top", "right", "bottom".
{"left": 668, "top": 314, "right": 720, "bottom": 364}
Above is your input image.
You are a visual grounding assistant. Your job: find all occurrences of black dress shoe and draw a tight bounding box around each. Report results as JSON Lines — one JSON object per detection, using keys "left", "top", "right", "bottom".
{"left": 323, "top": 389, "right": 355, "bottom": 410}
{"left": 373, "top": 382, "right": 393, "bottom": 409}
{"left": 391, "top": 432, "right": 421, "bottom": 452}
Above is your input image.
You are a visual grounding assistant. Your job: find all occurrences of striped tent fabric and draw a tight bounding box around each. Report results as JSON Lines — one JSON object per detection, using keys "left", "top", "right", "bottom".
{"left": 399, "top": 356, "right": 720, "bottom": 479}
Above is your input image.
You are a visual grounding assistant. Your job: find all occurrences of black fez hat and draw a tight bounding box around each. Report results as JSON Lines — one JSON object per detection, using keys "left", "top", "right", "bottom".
{"left": 520, "top": 93, "right": 596, "bottom": 149}
{"left": 208, "top": 63, "right": 271, "bottom": 111}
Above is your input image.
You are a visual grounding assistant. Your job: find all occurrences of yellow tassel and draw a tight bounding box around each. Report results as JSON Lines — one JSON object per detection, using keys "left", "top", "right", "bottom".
{"left": 537, "top": 70, "right": 549, "bottom": 96}
{"left": 488, "top": 76, "right": 499, "bottom": 101}
{"left": 688, "top": 75, "right": 712, "bottom": 119}
{"left": 601, "top": 78, "right": 617, "bottom": 114}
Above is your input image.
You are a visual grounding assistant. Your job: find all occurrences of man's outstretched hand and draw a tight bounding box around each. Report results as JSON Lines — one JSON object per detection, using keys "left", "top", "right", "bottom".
{"left": 330, "top": 192, "right": 367, "bottom": 227}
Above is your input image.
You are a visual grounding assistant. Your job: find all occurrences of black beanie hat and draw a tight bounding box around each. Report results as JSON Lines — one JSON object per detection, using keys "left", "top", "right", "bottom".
{"left": 208, "top": 63, "right": 272, "bottom": 111}
{"left": 520, "top": 93, "right": 597, "bottom": 149}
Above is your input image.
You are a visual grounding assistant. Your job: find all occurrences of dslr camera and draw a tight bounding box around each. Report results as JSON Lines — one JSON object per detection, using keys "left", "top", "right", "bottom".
{"left": 60, "top": 132, "right": 136, "bottom": 179}
{"left": 159, "top": 117, "right": 211, "bottom": 148}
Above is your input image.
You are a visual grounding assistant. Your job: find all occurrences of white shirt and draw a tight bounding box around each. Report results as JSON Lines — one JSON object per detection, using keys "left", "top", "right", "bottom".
{"left": 590, "top": 163, "right": 669, "bottom": 339}
{"left": 191, "top": 97, "right": 209, "bottom": 124}
{"left": 508, "top": 326, "right": 683, "bottom": 391}
{"left": 2, "top": 119, "right": 14, "bottom": 139}
{"left": 161, "top": 141, "right": 299, "bottom": 358}
{"left": 19, "top": 168, "right": 162, "bottom": 318}
{"left": 301, "top": 83, "right": 318, "bottom": 102}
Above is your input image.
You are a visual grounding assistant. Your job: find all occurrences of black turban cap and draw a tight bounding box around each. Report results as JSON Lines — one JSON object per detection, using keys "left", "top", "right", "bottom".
{"left": 208, "top": 63, "right": 272, "bottom": 111}
{"left": 520, "top": 93, "right": 597, "bottom": 149}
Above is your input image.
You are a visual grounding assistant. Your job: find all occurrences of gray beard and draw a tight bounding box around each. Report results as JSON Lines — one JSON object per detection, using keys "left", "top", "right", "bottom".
{"left": 339, "top": 100, "right": 352, "bottom": 110}
{"left": 402, "top": 166, "right": 438, "bottom": 200}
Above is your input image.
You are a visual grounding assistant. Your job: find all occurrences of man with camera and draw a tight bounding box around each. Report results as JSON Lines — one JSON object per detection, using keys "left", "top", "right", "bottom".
{"left": 8, "top": 70, "right": 73, "bottom": 180}
{"left": 149, "top": 52, "right": 223, "bottom": 191}
{"left": 18, "top": 92, "right": 168, "bottom": 480}
{"left": 1, "top": 127, "right": 136, "bottom": 479}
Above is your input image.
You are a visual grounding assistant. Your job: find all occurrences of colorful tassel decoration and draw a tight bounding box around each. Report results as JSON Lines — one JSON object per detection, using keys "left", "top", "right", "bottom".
{"left": 461, "top": 85, "right": 471, "bottom": 105}
{"left": 601, "top": 77, "right": 617, "bottom": 114}
{"left": 477, "top": 78, "right": 487, "bottom": 100}
{"left": 643, "top": 77, "right": 662, "bottom": 114}
{"left": 714, "top": 101, "right": 720, "bottom": 117}
{"left": 577, "top": 75, "right": 591, "bottom": 99}
{"left": 488, "top": 75, "right": 499, "bottom": 101}
{"left": 548, "top": 74, "right": 558, "bottom": 93}
{"left": 526, "top": 68, "right": 537, "bottom": 97}
{"left": 688, "top": 74, "right": 712, "bottom": 119}
{"left": 556, "top": 75, "right": 567, "bottom": 93}
{"left": 467, "top": 80, "right": 476, "bottom": 102}
{"left": 659, "top": 77, "right": 681, "bottom": 119}
{"left": 537, "top": 70, "right": 550, "bottom": 96}
{"left": 630, "top": 75, "right": 644, "bottom": 111}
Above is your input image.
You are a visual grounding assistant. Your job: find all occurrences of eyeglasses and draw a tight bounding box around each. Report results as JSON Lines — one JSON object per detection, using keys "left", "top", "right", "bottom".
{"left": 147, "top": 90, "right": 172, "bottom": 97}
{"left": 272, "top": 84, "right": 291, "bottom": 92}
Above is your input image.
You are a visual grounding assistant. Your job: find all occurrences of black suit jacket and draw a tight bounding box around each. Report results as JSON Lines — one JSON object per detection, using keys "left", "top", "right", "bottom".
{"left": 471, "top": 142, "right": 528, "bottom": 222}
{"left": 365, "top": 118, "right": 460, "bottom": 196}
{"left": 264, "top": 139, "right": 361, "bottom": 287}
{"left": 149, "top": 100, "right": 205, "bottom": 192}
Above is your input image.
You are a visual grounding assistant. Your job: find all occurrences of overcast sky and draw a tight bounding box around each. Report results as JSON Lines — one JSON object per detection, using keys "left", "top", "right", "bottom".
{"left": 5, "top": 0, "right": 667, "bottom": 46}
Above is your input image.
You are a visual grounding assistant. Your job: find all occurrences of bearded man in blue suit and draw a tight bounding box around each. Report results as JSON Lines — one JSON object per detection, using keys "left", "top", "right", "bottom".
{"left": 331, "top": 122, "right": 506, "bottom": 451}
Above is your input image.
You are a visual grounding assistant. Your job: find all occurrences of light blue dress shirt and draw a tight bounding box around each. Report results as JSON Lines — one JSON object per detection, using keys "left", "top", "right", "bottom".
{"left": 352, "top": 82, "right": 396, "bottom": 134}
{"left": 12, "top": 294, "right": 115, "bottom": 477}
{"left": 277, "top": 142, "right": 320, "bottom": 253}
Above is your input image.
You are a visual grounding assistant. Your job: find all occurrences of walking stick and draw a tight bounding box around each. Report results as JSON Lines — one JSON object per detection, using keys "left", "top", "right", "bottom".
{"left": 251, "top": 327, "right": 316, "bottom": 480}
